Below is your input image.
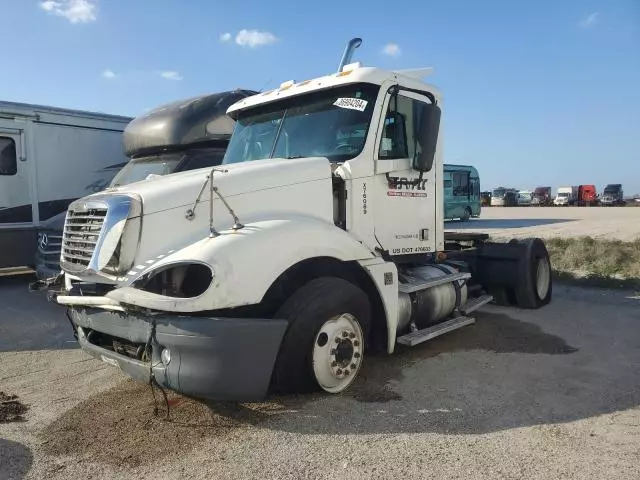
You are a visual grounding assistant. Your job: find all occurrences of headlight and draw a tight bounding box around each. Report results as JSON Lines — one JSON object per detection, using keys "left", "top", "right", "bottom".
{"left": 131, "top": 262, "right": 213, "bottom": 298}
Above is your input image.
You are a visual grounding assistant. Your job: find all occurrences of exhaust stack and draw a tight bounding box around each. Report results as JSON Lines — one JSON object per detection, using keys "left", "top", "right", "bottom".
{"left": 337, "top": 37, "right": 362, "bottom": 72}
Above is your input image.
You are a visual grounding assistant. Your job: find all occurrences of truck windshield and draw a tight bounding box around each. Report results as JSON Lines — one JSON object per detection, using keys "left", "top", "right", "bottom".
{"left": 223, "top": 83, "right": 380, "bottom": 165}
{"left": 558, "top": 192, "right": 569, "bottom": 197}
{"left": 493, "top": 189, "right": 506, "bottom": 197}
{"left": 110, "top": 147, "right": 226, "bottom": 187}
{"left": 110, "top": 154, "right": 183, "bottom": 187}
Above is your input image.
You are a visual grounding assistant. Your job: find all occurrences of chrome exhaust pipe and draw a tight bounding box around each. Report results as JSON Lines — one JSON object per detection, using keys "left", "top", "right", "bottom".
{"left": 337, "top": 37, "right": 362, "bottom": 72}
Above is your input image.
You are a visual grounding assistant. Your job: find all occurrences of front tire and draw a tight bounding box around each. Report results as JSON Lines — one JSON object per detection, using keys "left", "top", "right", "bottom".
{"left": 271, "top": 277, "right": 371, "bottom": 395}
{"left": 461, "top": 207, "right": 472, "bottom": 222}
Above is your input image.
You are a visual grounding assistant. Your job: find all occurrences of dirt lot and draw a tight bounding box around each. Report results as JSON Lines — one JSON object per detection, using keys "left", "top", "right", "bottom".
{"left": 1, "top": 275, "right": 639, "bottom": 480}
{"left": 446, "top": 206, "right": 640, "bottom": 241}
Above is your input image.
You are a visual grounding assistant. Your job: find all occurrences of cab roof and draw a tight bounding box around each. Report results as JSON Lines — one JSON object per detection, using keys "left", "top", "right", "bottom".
{"left": 226, "top": 64, "right": 441, "bottom": 117}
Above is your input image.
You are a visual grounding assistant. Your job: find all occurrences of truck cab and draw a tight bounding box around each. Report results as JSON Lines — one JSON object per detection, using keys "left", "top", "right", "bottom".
{"left": 531, "top": 186, "right": 552, "bottom": 206}
{"left": 47, "top": 38, "right": 553, "bottom": 402}
{"left": 600, "top": 184, "right": 624, "bottom": 206}
{"left": 554, "top": 186, "right": 576, "bottom": 206}
{"left": 576, "top": 184, "right": 597, "bottom": 206}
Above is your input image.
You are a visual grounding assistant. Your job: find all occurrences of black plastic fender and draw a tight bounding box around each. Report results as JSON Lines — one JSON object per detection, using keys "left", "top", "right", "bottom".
{"left": 472, "top": 237, "right": 552, "bottom": 309}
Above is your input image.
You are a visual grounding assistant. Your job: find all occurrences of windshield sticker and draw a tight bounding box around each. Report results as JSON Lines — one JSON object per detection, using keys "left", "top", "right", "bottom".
{"left": 333, "top": 97, "right": 368, "bottom": 112}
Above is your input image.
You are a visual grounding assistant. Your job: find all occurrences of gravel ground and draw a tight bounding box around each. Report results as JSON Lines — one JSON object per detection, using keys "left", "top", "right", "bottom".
{"left": 446, "top": 206, "right": 640, "bottom": 241}
{"left": 1, "top": 275, "right": 639, "bottom": 480}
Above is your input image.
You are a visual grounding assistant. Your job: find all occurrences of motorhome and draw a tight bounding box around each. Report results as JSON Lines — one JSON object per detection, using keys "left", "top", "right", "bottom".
{"left": 35, "top": 90, "right": 257, "bottom": 279}
{"left": 0, "top": 101, "right": 132, "bottom": 273}
{"left": 442, "top": 164, "right": 481, "bottom": 221}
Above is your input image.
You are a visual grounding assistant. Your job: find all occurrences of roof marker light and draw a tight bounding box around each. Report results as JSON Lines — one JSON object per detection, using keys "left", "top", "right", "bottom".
{"left": 279, "top": 80, "right": 295, "bottom": 90}
{"left": 341, "top": 61, "right": 362, "bottom": 72}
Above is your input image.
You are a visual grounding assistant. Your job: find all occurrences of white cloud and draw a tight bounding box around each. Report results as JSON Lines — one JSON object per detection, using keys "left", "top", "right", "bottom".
{"left": 39, "top": 0, "right": 97, "bottom": 24}
{"left": 235, "top": 29, "right": 277, "bottom": 48}
{"left": 159, "top": 71, "right": 183, "bottom": 81}
{"left": 220, "top": 32, "right": 232, "bottom": 42}
{"left": 580, "top": 12, "right": 599, "bottom": 28}
{"left": 382, "top": 43, "right": 401, "bottom": 56}
{"left": 101, "top": 69, "right": 116, "bottom": 79}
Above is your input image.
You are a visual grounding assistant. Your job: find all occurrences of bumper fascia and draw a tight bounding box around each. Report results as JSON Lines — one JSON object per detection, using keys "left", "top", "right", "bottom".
{"left": 67, "top": 307, "right": 288, "bottom": 401}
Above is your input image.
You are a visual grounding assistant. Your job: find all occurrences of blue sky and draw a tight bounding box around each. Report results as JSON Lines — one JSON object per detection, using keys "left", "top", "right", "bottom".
{"left": 3, "top": 1, "right": 639, "bottom": 194}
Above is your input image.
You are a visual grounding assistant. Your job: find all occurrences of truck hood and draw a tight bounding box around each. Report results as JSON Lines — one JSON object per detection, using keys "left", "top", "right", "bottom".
{"left": 97, "top": 156, "right": 332, "bottom": 215}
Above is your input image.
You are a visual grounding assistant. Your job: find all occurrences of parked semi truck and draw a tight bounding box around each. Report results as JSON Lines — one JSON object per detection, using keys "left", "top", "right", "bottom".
{"left": 600, "top": 184, "right": 625, "bottom": 206}
{"left": 34, "top": 89, "right": 257, "bottom": 279}
{"left": 517, "top": 190, "right": 532, "bottom": 206}
{"left": 576, "top": 184, "right": 597, "bottom": 206}
{"left": 554, "top": 186, "right": 577, "bottom": 206}
{"left": 531, "top": 186, "right": 552, "bottom": 206}
{"left": 45, "top": 38, "right": 553, "bottom": 401}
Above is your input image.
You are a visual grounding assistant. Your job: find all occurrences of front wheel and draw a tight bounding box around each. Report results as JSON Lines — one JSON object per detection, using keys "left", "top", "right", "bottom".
{"left": 271, "top": 277, "right": 371, "bottom": 395}
{"left": 461, "top": 207, "right": 472, "bottom": 221}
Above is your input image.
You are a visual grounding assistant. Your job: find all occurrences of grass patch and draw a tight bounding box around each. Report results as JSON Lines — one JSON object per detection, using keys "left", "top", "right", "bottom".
{"left": 544, "top": 236, "right": 640, "bottom": 289}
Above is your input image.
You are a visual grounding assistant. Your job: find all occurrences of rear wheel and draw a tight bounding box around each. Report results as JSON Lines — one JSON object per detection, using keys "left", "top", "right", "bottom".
{"left": 271, "top": 277, "right": 371, "bottom": 394}
{"left": 514, "top": 238, "right": 553, "bottom": 308}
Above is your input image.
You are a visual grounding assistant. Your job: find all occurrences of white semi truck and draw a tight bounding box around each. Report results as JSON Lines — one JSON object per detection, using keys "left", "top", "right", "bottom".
{"left": 46, "top": 38, "right": 553, "bottom": 401}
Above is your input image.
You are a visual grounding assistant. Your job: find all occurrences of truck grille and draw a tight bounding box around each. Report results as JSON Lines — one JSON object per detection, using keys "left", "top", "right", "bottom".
{"left": 62, "top": 207, "right": 108, "bottom": 269}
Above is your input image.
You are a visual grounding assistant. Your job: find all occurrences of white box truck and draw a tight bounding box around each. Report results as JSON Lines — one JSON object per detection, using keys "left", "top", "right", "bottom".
{"left": 46, "top": 38, "right": 553, "bottom": 401}
{"left": 554, "top": 186, "right": 577, "bottom": 206}
{"left": 0, "top": 101, "right": 132, "bottom": 273}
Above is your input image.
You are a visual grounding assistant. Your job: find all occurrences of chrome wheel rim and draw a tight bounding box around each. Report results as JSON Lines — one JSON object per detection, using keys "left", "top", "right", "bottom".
{"left": 536, "top": 257, "right": 551, "bottom": 299}
{"left": 312, "top": 313, "right": 363, "bottom": 393}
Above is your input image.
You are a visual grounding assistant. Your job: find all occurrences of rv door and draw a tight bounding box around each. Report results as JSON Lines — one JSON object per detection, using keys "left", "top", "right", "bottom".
{"left": 0, "top": 127, "right": 35, "bottom": 269}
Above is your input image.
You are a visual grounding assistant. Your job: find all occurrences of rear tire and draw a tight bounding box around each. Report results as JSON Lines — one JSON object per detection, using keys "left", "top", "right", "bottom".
{"left": 513, "top": 238, "right": 553, "bottom": 309}
{"left": 270, "top": 277, "right": 371, "bottom": 394}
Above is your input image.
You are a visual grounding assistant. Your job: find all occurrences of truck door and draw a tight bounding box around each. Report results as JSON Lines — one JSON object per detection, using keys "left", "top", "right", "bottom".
{"left": 0, "top": 127, "right": 34, "bottom": 268}
{"left": 372, "top": 89, "right": 438, "bottom": 257}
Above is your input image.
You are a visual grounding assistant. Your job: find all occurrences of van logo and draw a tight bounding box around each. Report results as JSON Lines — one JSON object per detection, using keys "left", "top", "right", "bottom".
{"left": 39, "top": 234, "right": 48, "bottom": 249}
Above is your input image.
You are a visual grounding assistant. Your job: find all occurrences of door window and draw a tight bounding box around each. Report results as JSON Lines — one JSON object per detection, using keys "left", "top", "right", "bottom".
{"left": 378, "top": 94, "right": 429, "bottom": 161}
{"left": 0, "top": 137, "right": 17, "bottom": 176}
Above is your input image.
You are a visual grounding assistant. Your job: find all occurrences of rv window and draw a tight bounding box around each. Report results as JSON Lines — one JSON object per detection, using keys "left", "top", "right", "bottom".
{"left": 443, "top": 180, "right": 452, "bottom": 188}
{"left": 0, "top": 137, "right": 17, "bottom": 176}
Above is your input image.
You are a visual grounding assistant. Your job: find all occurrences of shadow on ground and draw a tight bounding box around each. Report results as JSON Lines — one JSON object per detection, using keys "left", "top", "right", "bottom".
{"left": 40, "top": 310, "right": 639, "bottom": 468}
{"left": 0, "top": 276, "right": 76, "bottom": 353}
{"left": 449, "top": 218, "right": 575, "bottom": 229}
{"left": 0, "top": 439, "right": 33, "bottom": 480}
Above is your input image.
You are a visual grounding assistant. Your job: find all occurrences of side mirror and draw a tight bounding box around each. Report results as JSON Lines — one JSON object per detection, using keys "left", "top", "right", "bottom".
{"left": 413, "top": 102, "right": 441, "bottom": 172}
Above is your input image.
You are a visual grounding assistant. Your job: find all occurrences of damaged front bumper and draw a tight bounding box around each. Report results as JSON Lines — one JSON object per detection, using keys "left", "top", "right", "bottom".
{"left": 65, "top": 305, "right": 288, "bottom": 401}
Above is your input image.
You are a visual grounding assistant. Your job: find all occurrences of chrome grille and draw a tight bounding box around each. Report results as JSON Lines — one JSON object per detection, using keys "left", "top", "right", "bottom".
{"left": 62, "top": 208, "right": 107, "bottom": 269}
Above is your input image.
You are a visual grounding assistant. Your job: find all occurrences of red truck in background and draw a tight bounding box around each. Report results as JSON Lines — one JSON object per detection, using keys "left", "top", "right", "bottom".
{"left": 576, "top": 184, "right": 598, "bottom": 206}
